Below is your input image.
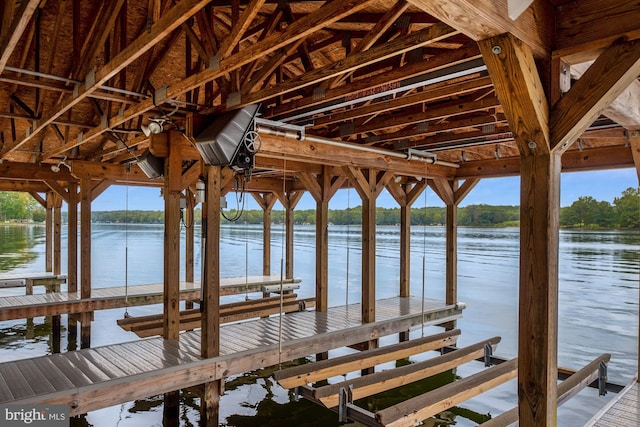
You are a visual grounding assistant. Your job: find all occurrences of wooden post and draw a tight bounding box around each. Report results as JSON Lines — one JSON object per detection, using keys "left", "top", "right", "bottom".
{"left": 80, "top": 178, "right": 92, "bottom": 349}
{"left": 68, "top": 182, "right": 78, "bottom": 293}
{"left": 45, "top": 192, "right": 53, "bottom": 272}
{"left": 163, "top": 133, "right": 184, "bottom": 423}
{"left": 185, "top": 189, "right": 195, "bottom": 310}
{"left": 627, "top": 135, "right": 640, "bottom": 382}
{"left": 347, "top": 167, "right": 392, "bottom": 373}
{"left": 53, "top": 194, "right": 62, "bottom": 275}
{"left": 201, "top": 165, "right": 221, "bottom": 426}
{"left": 52, "top": 193, "right": 62, "bottom": 353}
{"left": 285, "top": 205, "right": 295, "bottom": 279}
{"left": 253, "top": 193, "right": 277, "bottom": 276}
{"left": 430, "top": 178, "right": 478, "bottom": 332}
{"left": 67, "top": 182, "right": 78, "bottom": 352}
{"left": 518, "top": 151, "right": 561, "bottom": 425}
{"left": 298, "top": 169, "right": 345, "bottom": 313}
{"left": 185, "top": 189, "right": 195, "bottom": 283}
{"left": 163, "top": 140, "right": 182, "bottom": 340}
{"left": 480, "top": 33, "right": 559, "bottom": 426}
{"left": 280, "top": 191, "right": 303, "bottom": 280}
{"left": 387, "top": 179, "right": 428, "bottom": 341}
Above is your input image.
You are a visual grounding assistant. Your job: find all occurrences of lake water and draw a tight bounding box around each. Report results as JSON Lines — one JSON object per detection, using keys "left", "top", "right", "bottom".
{"left": 0, "top": 223, "right": 638, "bottom": 426}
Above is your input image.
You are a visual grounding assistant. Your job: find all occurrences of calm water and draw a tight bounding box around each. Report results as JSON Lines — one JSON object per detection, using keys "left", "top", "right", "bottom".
{"left": 0, "top": 223, "right": 638, "bottom": 426}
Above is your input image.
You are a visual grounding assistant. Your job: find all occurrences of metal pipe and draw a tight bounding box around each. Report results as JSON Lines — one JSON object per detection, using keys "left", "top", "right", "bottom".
{"left": 256, "top": 126, "right": 459, "bottom": 168}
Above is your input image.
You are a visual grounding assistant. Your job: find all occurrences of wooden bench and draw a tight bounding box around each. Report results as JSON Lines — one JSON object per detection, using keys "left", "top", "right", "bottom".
{"left": 0, "top": 272, "right": 67, "bottom": 294}
{"left": 117, "top": 294, "right": 315, "bottom": 338}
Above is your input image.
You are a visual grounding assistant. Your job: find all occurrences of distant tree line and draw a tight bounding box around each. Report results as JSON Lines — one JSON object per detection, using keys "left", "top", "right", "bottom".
{"left": 1, "top": 188, "right": 638, "bottom": 229}
{"left": 559, "top": 187, "right": 640, "bottom": 229}
{"left": 0, "top": 192, "right": 45, "bottom": 222}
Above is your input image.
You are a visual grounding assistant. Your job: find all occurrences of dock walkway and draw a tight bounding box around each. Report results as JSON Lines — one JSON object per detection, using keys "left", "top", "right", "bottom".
{"left": 587, "top": 379, "right": 639, "bottom": 426}
{"left": 0, "top": 296, "right": 463, "bottom": 416}
{"left": 0, "top": 272, "right": 67, "bottom": 291}
{"left": 0, "top": 275, "right": 300, "bottom": 321}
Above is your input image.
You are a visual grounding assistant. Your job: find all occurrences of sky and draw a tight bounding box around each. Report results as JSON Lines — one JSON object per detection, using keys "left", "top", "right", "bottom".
{"left": 90, "top": 167, "right": 639, "bottom": 211}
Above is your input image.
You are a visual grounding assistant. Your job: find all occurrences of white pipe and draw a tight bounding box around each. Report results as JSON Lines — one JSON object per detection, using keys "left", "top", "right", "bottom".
{"left": 256, "top": 126, "right": 460, "bottom": 169}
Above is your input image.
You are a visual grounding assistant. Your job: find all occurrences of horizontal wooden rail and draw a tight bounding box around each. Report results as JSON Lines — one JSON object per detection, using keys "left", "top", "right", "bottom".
{"left": 479, "top": 353, "right": 612, "bottom": 426}
{"left": 312, "top": 336, "right": 502, "bottom": 408}
{"left": 118, "top": 294, "right": 315, "bottom": 337}
{"left": 274, "top": 329, "right": 461, "bottom": 389}
{"left": 375, "top": 358, "right": 518, "bottom": 427}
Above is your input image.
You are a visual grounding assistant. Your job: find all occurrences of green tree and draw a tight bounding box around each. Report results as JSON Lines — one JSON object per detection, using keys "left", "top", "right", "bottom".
{"left": 614, "top": 187, "right": 640, "bottom": 229}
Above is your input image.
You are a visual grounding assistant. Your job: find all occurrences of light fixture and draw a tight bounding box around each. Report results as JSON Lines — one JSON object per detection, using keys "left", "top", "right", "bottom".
{"left": 51, "top": 156, "right": 70, "bottom": 173}
{"left": 141, "top": 118, "right": 165, "bottom": 136}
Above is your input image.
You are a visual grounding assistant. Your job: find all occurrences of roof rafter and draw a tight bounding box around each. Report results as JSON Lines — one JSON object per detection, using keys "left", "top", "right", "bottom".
{"left": 0, "top": 0, "right": 40, "bottom": 73}
{"left": 40, "top": 0, "right": 382, "bottom": 159}
{"left": 1, "top": 0, "right": 213, "bottom": 159}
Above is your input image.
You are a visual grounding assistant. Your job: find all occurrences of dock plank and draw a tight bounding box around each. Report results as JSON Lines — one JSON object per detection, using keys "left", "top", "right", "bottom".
{"left": 18, "top": 360, "right": 56, "bottom": 394}
{"left": 589, "top": 380, "right": 640, "bottom": 427}
{"left": 0, "top": 297, "right": 462, "bottom": 416}
{"left": 31, "top": 357, "right": 75, "bottom": 391}
{"left": 0, "top": 275, "right": 301, "bottom": 321}
{"left": 3, "top": 362, "right": 36, "bottom": 399}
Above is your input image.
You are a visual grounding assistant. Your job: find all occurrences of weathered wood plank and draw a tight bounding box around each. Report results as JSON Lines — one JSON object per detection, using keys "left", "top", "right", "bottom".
{"left": 375, "top": 358, "right": 518, "bottom": 427}
{"left": 275, "top": 329, "right": 460, "bottom": 389}
{"left": 315, "top": 336, "right": 500, "bottom": 408}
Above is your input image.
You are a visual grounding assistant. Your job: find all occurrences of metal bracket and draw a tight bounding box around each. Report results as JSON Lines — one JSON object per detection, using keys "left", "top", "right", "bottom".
{"left": 598, "top": 361, "right": 608, "bottom": 396}
{"left": 484, "top": 343, "right": 493, "bottom": 367}
{"left": 338, "top": 384, "right": 353, "bottom": 423}
{"left": 293, "top": 386, "right": 300, "bottom": 402}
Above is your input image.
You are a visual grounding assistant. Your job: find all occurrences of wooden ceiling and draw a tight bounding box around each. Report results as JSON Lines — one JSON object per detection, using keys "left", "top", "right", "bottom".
{"left": 0, "top": 0, "right": 638, "bottom": 185}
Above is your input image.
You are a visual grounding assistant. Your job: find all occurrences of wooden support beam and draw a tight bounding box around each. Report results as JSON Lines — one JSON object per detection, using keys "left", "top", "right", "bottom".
{"left": 67, "top": 182, "right": 78, "bottom": 294}
{"left": 386, "top": 180, "right": 427, "bottom": 299}
{"left": 313, "top": 336, "right": 501, "bottom": 408}
{"left": 346, "top": 168, "right": 393, "bottom": 324}
{"left": 37, "top": 0, "right": 380, "bottom": 159}
{"left": 45, "top": 192, "right": 53, "bottom": 273}
{"left": 53, "top": 194, "right": 62, "bottom": 276}
{"left": 406, "top": 0, "right": 551, "bottom": 58}
{"left": 551, "top": 38, "right": 640, "bottom": 151}
{"left": 0, "top": 0, "right": 40, "bottom": 73}
{"left": 217, "top": 0, "right": 266, "bottom": 58}
{"left": 478, "top": 33, "right": 550, "bottom": 155}
{"left": 3, "top": 0, "right": 212, "bottom": 159}
{"left": 0, "top": 161, "right": 77, "bottom": 182}
{"left": 253, "top": 193, "right": 277, "bottom": 275}
{"left": 240, "top": 23, "right": 459, "bottom": 108}
{"left": 80, "top": 177, "right": 92, "bottom": 349}
{"left": 163, "top": 138, "right": 182, "bottom": 340}
{"left": 555, "top": 0, "right": 640, "bottom": 63}
{"left": 200, "top": 165, "right": 221, "bottom": 425}
{"left": 275, "top": 329, "right": 460, "bottom": 389}
{"left": 275, "top": 190, "right": 304, "bottom": 279}
{"left": 29, "top": 190, "right": 46, "bottom": 207}
{"left": 375, "top": 358, "right": 518, "bottom": 426}
{"left": 480, "top": 31, "right": 559, "bottom": 426}
{"left": 299, "top": 169, "right": 345, "bottom": 312}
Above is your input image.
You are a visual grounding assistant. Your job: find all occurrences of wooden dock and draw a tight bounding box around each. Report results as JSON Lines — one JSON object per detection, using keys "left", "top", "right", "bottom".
{"left": 0, "top": 275, "right": 300, "bottom": 321}
{"left": 0, "top": 296, "right": 463, "bottom": 416}
{"left": 587, "top": 379, "right": 640, "bottom": 427}
{"left": 0, "top": 272, "right": 67, "bottom": 291}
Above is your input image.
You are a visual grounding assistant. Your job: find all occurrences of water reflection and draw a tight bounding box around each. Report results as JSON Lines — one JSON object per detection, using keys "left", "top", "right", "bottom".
{"left": 0, "top": 225, "right": 638, "bottom": 426}
{"left": 0, "top": 225, "right": 44, "bottom": 271}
